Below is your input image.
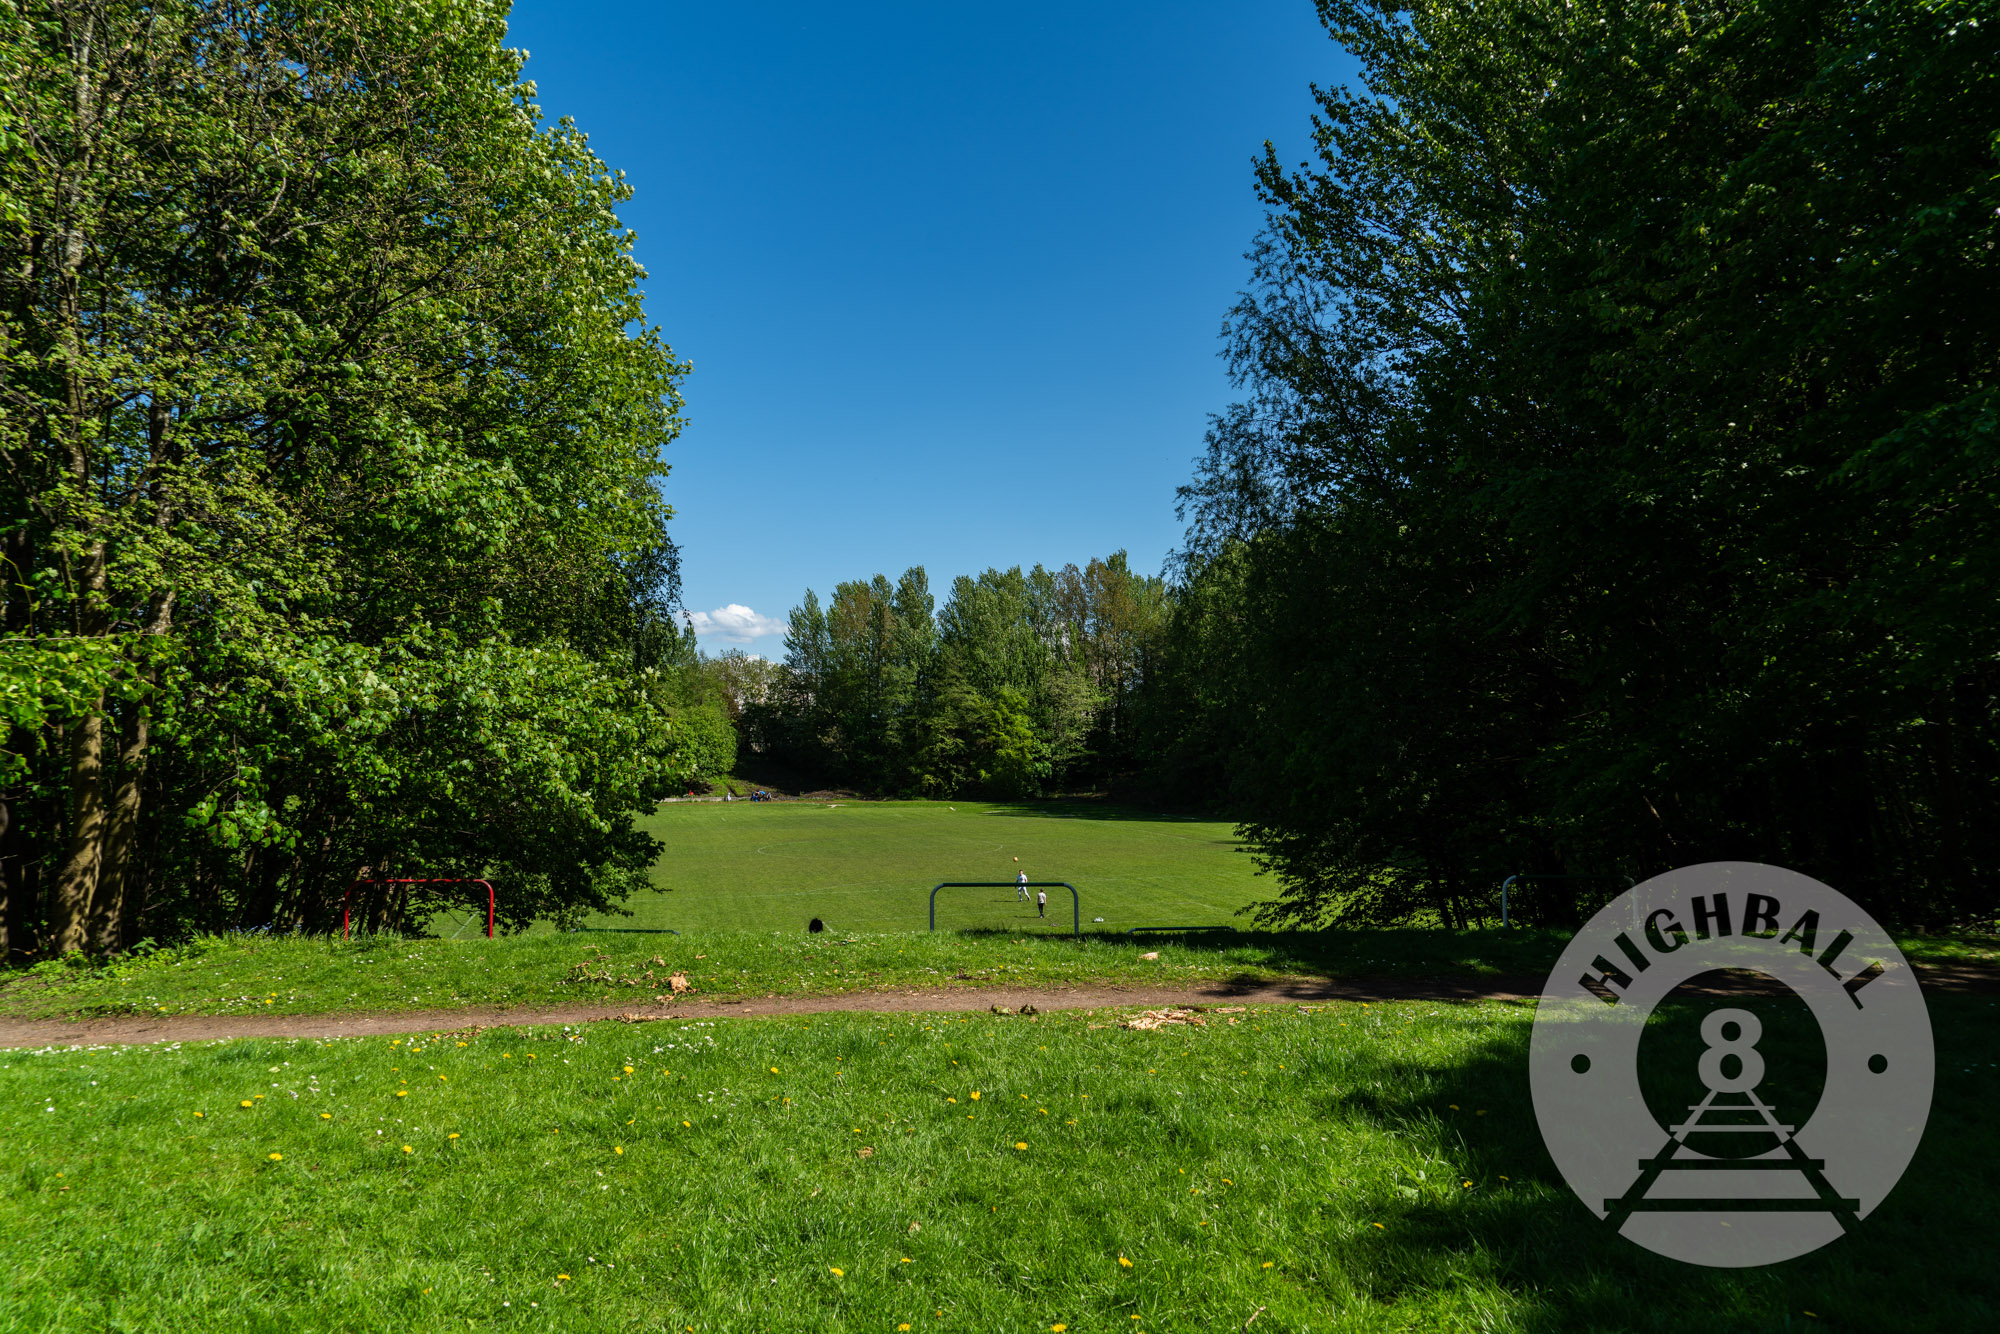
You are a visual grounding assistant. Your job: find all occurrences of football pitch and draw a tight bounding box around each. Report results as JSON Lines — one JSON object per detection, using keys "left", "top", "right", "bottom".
{"left": 589, "top": 801, "right": 1269, "bottom": 935}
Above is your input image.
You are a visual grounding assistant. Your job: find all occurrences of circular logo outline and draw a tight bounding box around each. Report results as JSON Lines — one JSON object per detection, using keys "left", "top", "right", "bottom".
{"left": 1528, "top": 862, "right": 1934, "bottom": 1267}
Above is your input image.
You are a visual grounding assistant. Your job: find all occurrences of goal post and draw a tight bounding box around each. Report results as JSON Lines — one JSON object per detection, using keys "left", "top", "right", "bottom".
{"left": 342, "top": 878, "right": 495, "bottom": 939}
{"left": 929, "top": 881, "right": 1080, "bottom": 940}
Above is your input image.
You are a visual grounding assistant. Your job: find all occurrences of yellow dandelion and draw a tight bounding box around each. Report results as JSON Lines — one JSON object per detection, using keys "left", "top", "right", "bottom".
{"left": 970, "top": 1091, "right": 981, "bottom": 1101}
{"left": 556, "top": 1273, "right": 570, "bottom": 1281}
{"left": 829, "top": 1266, "right": 843, "bottom": 1277}
{"left": 1372, "top": 1222, "right": 1384, "bottom": 1229}
{"left": 771, "top": 1067, "right": 780, "bottom": 1074}
{"left": 624, "top": 1066, "right": 634, "bottom": 1074}
{"left": 1262, "top": 1261, "right": 1274, "bottom": 1268}
{"left": 268, "top": 1152, "right": 283, "bottom": 1161}
{"left": 1462, "top": 1181, "right": 1473, "bottom": 1188}
{"left": 1499, "top": 1175, "right": 1510, "bottom": 1181}
{"left": 901, "top": 1257, "right": 912, "bottom": 1263}
{"left": 900, "top": 1326, "right": 912, "bottom": 1332}
{"left": 395, "top": 1090, "right": 407, "bottom": 1098}
{"left": 1053, "top": 1325, "right": 1068, "bottom": 1332}
{"left": 1118, "top": 1256, "right": 1133, "bottom": 1268}
{"left": 320, "top": 1113, "right": 332, "bottom": 1120}
{"left": 194, "top": 1112, "right": 204, "bottom": 1118}
{"left": 1015, "top": 1142, "right": 1029, "bottom": 1151}
{"left": 402, "top": 1145, "right": 413, "bottom": 1154}
{"left": 682, "top": 1120, "right": 691, "bottom": 1127}
{"left": 614, "top": 1146, "right": 624, "bottom": 1155}
{"left": 449, "top": 1133, "right": 461, "bottom": 1140}
{"left": 946, "top": 1097, "right": 958, "bottom": 1104}
{"left": 239, "top": 1100, "right": 252, "bottom": 1108}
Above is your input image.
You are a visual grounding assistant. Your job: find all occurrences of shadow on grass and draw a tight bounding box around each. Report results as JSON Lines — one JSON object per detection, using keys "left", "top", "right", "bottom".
{"left": 951, "top": 924, "right": 1573, "bottom": 981}
{"left": 1332, "top": 996, "right": 1997, "bottom": 1332}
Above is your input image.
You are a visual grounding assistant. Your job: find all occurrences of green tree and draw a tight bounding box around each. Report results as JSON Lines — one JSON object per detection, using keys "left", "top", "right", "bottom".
{"left": 2, "top": 0, "right": 702, "bottom": 951}
{"left": 1168, "top": 0, "right": 2000, "bottom": 927}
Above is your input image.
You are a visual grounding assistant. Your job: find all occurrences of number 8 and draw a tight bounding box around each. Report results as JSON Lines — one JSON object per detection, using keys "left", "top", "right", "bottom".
{"left": 1697, "top": 1007, "right": 1766, "bottom": 1093}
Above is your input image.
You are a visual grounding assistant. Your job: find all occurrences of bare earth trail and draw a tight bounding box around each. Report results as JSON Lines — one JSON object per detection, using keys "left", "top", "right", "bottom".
{"left": 4, "top": 961, "right": 1993, "bottom": 1047}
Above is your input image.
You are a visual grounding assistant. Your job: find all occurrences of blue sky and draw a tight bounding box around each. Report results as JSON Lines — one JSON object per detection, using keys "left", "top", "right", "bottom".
{"left": 503, "top": 1, "right": 1351, "bottom": 658}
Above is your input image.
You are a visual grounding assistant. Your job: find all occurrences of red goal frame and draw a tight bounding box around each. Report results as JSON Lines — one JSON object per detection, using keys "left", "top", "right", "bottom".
{"left": 341, "top": 879, "right": 495, "bottom": 939}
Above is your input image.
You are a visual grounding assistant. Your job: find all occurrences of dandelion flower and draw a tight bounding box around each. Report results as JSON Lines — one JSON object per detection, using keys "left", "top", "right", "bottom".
{"left": 402, "top": 1145, "right": 414, "bottom": 1154}
{"left": 614, "top": 1146, "right": 624, "bottom": 1155}
{"left": 449, "top": 1132, "right": 460, "bottom": 1140}
{"left": 239, "top": 1100, "right": 253, "bottom": 1108}
{"left": 1261, "top": 1261, "right": 1274, "bottom": 1269}
{"left": 624, "top": 1066, "right": 634, "bottom": 1074}
{"left": 396, "top": 1091, "right": 407, "bottom": 1098}
{"left": 829, "top": 1266, "right": 843, "bottom": 1277}
{"left": 970, "top": 1091, "right": 981, "bottom": 1101}
{"left": 682, "top": 1120, "right": 691, "bottom": 1128}
{"left": 194, "top": 1112, "right": 204, "bottom": 1118}
{"left": 900, "top": 1326, "right": 912, "bottom": 1331}
{"left": 320, "top": 1113, "right": 332, "bottom": 1120}
{"left": 556, "top": 1274, "right": 570, "bottom": 1282}
{"left": 268, "top": 1153, "right": 283, "bottom": 1161}
{"left": 771, "top": 1067, "right": 780, "bottom": 1074}
{"left": 1015, "top": 1142, "right": 1029, "bottom": 1151}
{"left": 1118, "top": 1256, "right": 1133, "bottom": 1268}
{"left": 1053, "top": 1325, "right": 1068, "bottom": 1331}
{"left": 1372, "top": 1223, "right": 1384, "bottom": 1229}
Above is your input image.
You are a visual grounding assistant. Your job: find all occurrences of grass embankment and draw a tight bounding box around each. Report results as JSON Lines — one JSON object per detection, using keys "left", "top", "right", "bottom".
{"left": 4, "top": 996, "right": 1994, "bottom": 1332}
{"left": 5, "top": 927, "right": 1990, "bottom": 1024}
{"left": 624, "top": 800, "right": 1267, "bottom": 934}
{"left": 0, "top": 928, "right": 1583, "bottom": 1021}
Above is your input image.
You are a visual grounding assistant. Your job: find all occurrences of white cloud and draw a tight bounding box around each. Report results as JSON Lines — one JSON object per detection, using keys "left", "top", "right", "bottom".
{"left": 685, "top": 604, "right": 787, "bottom": 644}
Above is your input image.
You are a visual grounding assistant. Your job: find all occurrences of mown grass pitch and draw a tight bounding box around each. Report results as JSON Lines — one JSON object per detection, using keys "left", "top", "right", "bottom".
{"left": 4, "top": 996, "right": 1994, "bottom": 1332}
{"left": 618, "top": 801, "right": 1266, "bottom": 935}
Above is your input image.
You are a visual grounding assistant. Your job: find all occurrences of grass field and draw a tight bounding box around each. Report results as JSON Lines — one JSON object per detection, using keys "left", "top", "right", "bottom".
{"left": 4, "top": 995, "right": 1994, "bottom": 1332}
{"left": 0, "top": 926, "right": 1592, "bottom": 1021}
{"left": 617, "top": 801, "right": 1267, "bottom": 935}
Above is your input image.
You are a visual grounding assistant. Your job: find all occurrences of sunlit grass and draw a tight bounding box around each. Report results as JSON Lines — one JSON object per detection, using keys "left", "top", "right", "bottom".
{"left": 0, "top": 926, "right": 1589, "bottom": 1021}
{"left": 4, "top": 996, "right": 1993, "bottom": 1332}
{"left": 626, "top": 800, "right": 1268, "bottom": 934}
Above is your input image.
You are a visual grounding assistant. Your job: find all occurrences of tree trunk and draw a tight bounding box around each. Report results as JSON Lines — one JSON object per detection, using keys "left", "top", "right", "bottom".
{"left": 49, "top": 697, "right": 106, "bottom": 954}
{"left": 0, "top": 799, "right": 12, "bottom": 961}
{"left": 46, "top": 9, "right": 108, "bottom": 958}
{"left": 89, "top": 690, "right": 152, "bottom": 953}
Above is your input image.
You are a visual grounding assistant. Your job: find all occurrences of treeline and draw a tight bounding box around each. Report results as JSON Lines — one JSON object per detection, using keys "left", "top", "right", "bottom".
{"left": 745, "top": 555, "right": 1169, "bottom": 798}
{"left": 1152, "top": 0, "right": 2000, "bottom": 929}
{"left": 1, "top": 1, "right": 732, "bottom": 956}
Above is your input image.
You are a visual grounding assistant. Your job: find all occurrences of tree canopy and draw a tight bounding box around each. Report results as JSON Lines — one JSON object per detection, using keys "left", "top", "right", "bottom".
{"left": 748, "top": 553, "right": 1170, "bottom": 800}
{"left": 1158, "top": 0, "right": 2000, "bottom": 929}
{"left": 1, "top": 0, "right": 728, "bottom": 953}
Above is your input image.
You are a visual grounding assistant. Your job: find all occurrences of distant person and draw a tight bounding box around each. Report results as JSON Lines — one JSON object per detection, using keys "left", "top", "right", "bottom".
{"left": 1017, "top": 871, "right": 1029, "bottom": 901}
{"left": 808, "top": 917, "right": 825, "bottom": 934}
{"left": 1036, "top": 888, "right": 1047, "bottom": 919}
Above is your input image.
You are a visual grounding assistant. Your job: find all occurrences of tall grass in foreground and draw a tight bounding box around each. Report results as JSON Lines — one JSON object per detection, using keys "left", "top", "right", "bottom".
{"left": 3, "top": 996, "right": 1994, "bottom": 1332}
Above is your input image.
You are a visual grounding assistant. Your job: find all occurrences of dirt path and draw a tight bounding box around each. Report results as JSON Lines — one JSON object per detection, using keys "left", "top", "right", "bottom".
{"left": 4, "top": 962, "right": 1992, "bottom": 1048}
{"left": 0, "top": 974, "right": 1534, "bottom": 1047}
